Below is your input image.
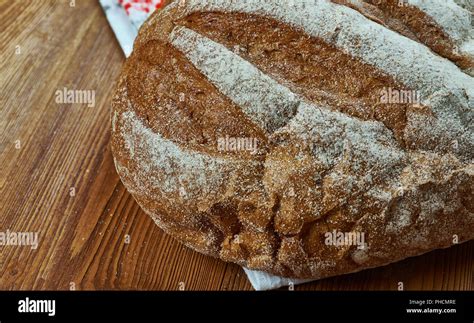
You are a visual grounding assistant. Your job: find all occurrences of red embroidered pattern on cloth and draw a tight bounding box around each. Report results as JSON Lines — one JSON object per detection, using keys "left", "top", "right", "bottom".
{"left": 118, "top": 0, "right": 164, "bottom": 15}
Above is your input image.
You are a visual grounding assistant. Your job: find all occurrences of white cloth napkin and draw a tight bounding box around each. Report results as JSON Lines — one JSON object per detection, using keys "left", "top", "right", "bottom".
{"left": 243, "top": 268, "right": 315, "bottom": 290}
{"left": 100, "top": 0, "right": 316, "bottom": 290}
{"left": 99, "top": 0, "right": 165, "bottom": 57}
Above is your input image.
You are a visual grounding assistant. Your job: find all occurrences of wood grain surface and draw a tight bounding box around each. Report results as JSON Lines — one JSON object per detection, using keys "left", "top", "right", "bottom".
{"left": 0, "top": 0, "right": 472, "bottom": 291}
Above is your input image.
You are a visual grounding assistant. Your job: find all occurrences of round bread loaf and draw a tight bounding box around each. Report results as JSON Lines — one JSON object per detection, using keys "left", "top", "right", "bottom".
{"left": 111, "top": 0, "right": 474, "bottom": 279}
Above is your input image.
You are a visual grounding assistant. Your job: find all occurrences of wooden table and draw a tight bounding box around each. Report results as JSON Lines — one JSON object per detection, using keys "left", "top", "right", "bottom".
{"left": 0, "top": 0, "right": 472, "bottom": 291}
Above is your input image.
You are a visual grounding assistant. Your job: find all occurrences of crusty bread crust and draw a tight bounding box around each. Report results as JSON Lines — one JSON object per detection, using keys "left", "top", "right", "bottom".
{"left": 111, "top": 0, "right": 474, "bottom": 279}
{"left": 332, "top": 0, "right": 474, "bottom": 73}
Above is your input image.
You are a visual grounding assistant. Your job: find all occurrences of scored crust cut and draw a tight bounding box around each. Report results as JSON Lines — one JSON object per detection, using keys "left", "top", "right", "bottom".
{"left": 333, "top": 0, "right": 474, "bottom": 74}
{"left": 111, "top": 0, "right": 474, "bottom": 279}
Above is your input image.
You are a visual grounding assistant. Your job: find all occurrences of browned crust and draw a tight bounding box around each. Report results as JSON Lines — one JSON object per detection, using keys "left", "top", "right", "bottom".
{"left": 180, "top": 12, "right": 411, "bottom": 146}
{"left": 333, "top": 0, "right": 474, "bottom": 71}
{"left": 126, "top": 39, "right": 269, "bottom": 158}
